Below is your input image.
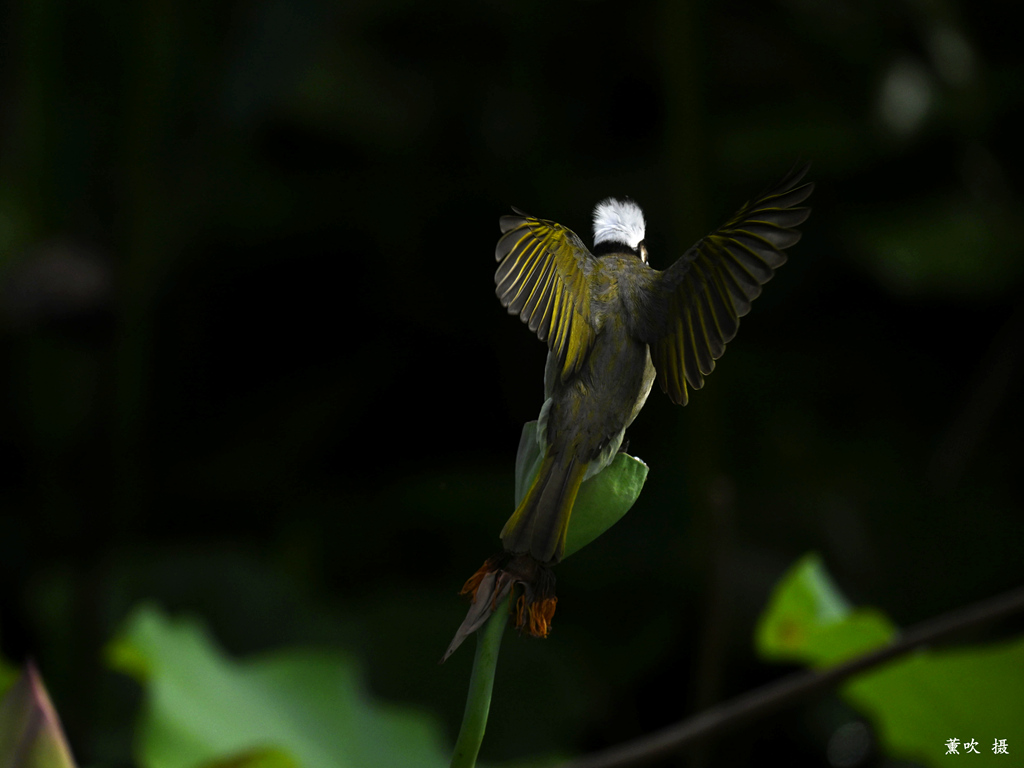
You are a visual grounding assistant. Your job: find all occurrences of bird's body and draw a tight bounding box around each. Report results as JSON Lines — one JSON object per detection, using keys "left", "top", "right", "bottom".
{"left": 494, "top": 164, "right": 814, "bottom": 566}
{"left": 501, "top": 253, "right": 658, "bottom": 563}
{"left": 446, "top": 165, "right": 812, "bottom": 657}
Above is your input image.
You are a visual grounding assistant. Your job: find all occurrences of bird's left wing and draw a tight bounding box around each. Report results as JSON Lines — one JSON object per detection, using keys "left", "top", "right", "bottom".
{"left": 495, "top": 210, "right": 598, "bottom": 382}
{"left": 642, "top": 164, "right": 813, "bottom": 405}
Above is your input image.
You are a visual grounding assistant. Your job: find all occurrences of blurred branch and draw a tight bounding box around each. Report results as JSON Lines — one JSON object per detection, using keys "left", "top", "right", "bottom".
{"left": 561, "top": 584, "right": 1024, "bottom": 768}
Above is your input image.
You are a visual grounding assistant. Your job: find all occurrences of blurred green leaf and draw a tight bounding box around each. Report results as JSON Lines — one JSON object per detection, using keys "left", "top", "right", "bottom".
{"left": 198, "top": 748, "right": 298, "bottom": 768}
{"left": 513, "top": 421, "right": 648, "bottom": 559}
{"left": 0, "top": 664, "right": 78, "bottom": 768}
{"left": 108, "top": 604, "right": 449, "bottom": 768}
{"left": 844, "top": 641, "right": 1024, "bottom": 766}
{"left": 756, "top": 553, "right": 895, "bottom": 666}
{"left": 757, "top": 554, "right": 1024, "bottom": 766}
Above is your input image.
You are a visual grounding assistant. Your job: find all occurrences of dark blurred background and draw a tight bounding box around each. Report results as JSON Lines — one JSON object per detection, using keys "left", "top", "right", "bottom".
{"left": 1, "top": 0, "right": 1022, "bottom": 765}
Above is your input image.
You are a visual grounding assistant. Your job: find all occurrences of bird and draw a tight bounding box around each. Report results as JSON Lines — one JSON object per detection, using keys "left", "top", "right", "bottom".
{"left": 445, "top": 165, "right": 813, "bottom": 657}
{"left": 495, "top": 164, "right": 813, "bottom": 566}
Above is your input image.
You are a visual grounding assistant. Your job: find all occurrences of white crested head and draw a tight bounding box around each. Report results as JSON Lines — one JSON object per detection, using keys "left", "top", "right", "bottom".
{"left": 592, "top": 197, "right": 646, "bottom": 251}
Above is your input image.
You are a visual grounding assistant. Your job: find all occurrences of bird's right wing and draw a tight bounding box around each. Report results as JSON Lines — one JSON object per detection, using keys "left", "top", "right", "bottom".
{"left": 495, "top": 210, "right": 598, "bottom": 382}
{"left": 643, "top": 164, "right": 813, "bottom": 405}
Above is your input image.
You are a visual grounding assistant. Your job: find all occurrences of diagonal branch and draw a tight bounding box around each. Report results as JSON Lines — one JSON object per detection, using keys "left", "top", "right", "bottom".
{"left": 561, "top": 584, "right": 1024, "bottom": 768}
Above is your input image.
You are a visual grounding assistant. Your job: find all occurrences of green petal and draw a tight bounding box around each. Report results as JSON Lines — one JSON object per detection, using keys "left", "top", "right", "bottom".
{"left": 513, "top": 421, "right": 648, "bottom": 560}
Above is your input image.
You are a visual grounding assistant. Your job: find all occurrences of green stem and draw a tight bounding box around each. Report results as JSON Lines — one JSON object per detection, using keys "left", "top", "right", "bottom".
{"left": 450, "top": 602, "right": 511, "bottom": 768}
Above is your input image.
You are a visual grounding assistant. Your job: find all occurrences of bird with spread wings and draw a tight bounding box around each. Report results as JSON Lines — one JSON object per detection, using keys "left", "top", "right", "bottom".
{"left": 447, "top": 164, "right": 813, "bottom": 656}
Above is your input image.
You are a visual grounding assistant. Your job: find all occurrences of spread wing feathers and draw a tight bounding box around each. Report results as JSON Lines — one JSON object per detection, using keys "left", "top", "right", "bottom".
{"left": 648, "top": 163, "right": 813, "bottom": 405}
{"left": 495, "top": 210, "right": 597, "bottom": 382}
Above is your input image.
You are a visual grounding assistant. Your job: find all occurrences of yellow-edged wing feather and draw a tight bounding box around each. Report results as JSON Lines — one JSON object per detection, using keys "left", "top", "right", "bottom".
{"left": 495, "top": 210, "right": 597, "bottom": 381}
{"left": 646, "top": 164, "right": 814, "bottom": 405}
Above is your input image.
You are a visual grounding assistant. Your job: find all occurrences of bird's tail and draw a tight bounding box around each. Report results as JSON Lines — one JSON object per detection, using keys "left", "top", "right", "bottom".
{"left": 500, "top": 452, "right": 589, "bottom": 564}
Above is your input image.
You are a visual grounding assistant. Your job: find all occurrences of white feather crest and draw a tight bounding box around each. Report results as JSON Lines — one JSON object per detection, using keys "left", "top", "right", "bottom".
{"left": 592, "top": 197, "right": 646, "bottom": 250}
